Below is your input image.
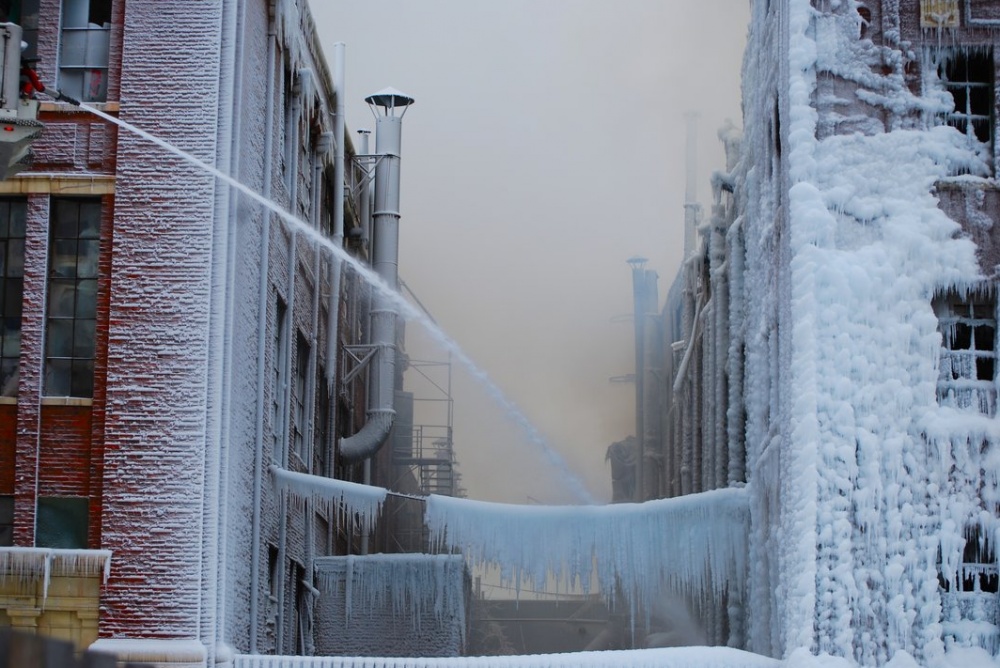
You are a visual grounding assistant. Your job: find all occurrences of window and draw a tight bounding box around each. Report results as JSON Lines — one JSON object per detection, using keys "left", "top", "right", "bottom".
{"left": 59, "top": 0, "right": 111, "bottom": 102}
{"left": 272, "top": 297, "right": 289, "bottom": 464}
{"left": 45, "top": 198, "right": 100, "bottom": 398}
{"left": 293, "top": 332, "right": 309, "bottom": 460}
{"left": 0, "top": 495, "right": 12, "bottom": 546}
{"left": 35, "top": 496, "right": 88, "bottom": 548}
{"left": 1, "top": 0, "right": 40, "bottom": 60}
{"left": 0, "top": 199, "right": 26, "bottom": 398}
{"left": 314, "top": 365, "right": 329, "bottom": 477}
{"left": 941, "top": 50, "right": 995, "bottom": 151}
{"left": 935, "top": 292, "right": 996, "bottom": 415}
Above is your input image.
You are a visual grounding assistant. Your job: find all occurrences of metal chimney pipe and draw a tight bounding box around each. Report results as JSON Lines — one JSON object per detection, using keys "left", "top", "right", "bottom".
{"left": 339, "top": 88, "right": 414, "bottom": 463}
{"left": 357, "top": 128, "right": 372, "bottom": 250}
{"left": 627, "top": 256, "right": 648, "bottom": 502}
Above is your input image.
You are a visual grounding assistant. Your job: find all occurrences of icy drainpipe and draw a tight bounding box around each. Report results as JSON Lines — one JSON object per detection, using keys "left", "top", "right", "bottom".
{"left": 339, "top": 88, "right": 414, "bottom": 463}
{"left": 205, "top": 0, "right": 246, "bottom": 662}
{"left": 325, "top": 43, "right": 345, "bottom": 405}
{"left": 248, "top": 19, "right": 277, "bottom": 656}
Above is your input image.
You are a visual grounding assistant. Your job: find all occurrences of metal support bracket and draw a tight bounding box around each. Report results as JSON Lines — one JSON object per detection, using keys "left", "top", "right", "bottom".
{"left": 341, "top": 344, "right": 378, "bottom": 387}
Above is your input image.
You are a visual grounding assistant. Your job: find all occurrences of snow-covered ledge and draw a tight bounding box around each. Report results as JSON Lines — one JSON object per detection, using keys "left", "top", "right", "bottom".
{"left": 0, "top": 547, "right": 112, "bottom": 599}
{"left": 90, "top": 638, "right": 207, "bottom": 668}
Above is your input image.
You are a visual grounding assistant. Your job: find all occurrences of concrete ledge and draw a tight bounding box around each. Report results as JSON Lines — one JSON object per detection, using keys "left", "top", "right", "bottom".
{"left": 0, "top": 175, "right": 115, "bottom": 195}
{"left": 90, "top": 638, "right": 206, "bottom": 668}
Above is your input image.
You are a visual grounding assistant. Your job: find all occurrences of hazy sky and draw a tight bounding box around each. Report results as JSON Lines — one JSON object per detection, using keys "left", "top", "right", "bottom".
{"left": 310, "top": 1, "right": 750, "bottom": 504}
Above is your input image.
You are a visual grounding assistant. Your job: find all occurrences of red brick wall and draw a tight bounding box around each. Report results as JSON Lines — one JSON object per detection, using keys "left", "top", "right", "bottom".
{"left": 38, "top": 406, "right": 92, "bottom": 496}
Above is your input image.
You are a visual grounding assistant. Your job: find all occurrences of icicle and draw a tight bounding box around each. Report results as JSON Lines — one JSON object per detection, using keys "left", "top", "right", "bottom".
{"left": 270, "top": 466, "right": 387, "bottom": 534}
{"left": 424, "top": 487, "right": 749, "bottom": 616}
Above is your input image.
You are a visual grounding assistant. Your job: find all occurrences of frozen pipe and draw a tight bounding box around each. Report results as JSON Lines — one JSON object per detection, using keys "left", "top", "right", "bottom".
{"left": 357, "top": 129, "right": 371, "bottom": 250}
{"left": 215, "top": 0, "right": 248, "bottom": 649}
{"left": 339, "top": 88, "right": 413, "bottom": 463}
{"left": 683, "top": 112, "right": 699, "bottom": 260}
{"left": 324, "top": 43, "right": 344, "bottom": 416}
{"left": 248, "top": 21, "right": 277, "bottom": 655}
{"left": 201, "top": 0, "right": 245, "bottom": 658}
{"left": 332, "top": 43, "right": 345, "bottom": 245}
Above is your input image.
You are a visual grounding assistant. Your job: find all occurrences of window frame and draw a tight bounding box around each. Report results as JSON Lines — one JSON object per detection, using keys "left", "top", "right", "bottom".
{"left": 57, "top": 0, "right": 112, "bottom": 103}
{"left": 935, "top": 291, "right": 997, "bottom": 415}
{"left": 0, "top": 198, "right": 26, "bottom": 398}
{"left": 44, "top": 197, "right": 101, "bottom": 399}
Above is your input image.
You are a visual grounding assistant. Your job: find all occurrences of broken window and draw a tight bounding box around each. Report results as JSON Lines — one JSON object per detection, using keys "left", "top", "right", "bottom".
{"left": 0, "top": 198, "right": 26, "bottom": 398}
{"left": 45, "top": 198, "right": 100, "bottom": 398}
{"left": 935, "top": 291, "right": 997, "bottom": 415}
{"left": 940, "top": 50, "right": 995, "bottom": 153}
{"left": 58, "top": 0, "right": 111, "bottom": 102}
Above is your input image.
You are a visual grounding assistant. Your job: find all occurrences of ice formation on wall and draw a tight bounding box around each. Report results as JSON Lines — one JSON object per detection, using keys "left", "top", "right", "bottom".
{"left": 0, "top": 548, "right": 112, "bottom": 602}
{"left": 425, "top": 488, "right": 749, "bottom": 609}
{"left": 735, "top": 0, "right": 999, "bottom": 663}
{"left": 271, "top": 466, "right": 386, "bottom": 533}
{"left": 314, "top": 554, "right": 466, "bottom": 634}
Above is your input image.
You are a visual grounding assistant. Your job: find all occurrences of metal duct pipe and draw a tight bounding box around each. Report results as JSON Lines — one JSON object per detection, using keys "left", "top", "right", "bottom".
{"left": 357, "top": 128, "right": 371, "bottom": 251}
{"left": 332, "top": 42, "right": 346, "bottom": 245}
{"left": 339, "top": 88, "right": 414, "bottom": 463}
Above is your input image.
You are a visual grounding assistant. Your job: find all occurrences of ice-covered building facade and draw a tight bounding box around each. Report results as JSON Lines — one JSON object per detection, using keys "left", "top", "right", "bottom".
{"left": 660, "top": 0, "right": 1000, "bottom": 664}
{"left": 0, "top": 0, "right": 466, "bottom": 665}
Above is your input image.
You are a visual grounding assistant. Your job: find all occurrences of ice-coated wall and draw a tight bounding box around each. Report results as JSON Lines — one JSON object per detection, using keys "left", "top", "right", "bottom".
{"left": 663, "top": 0, "right": 1000, "bottom": 664}
{"left": 313, "top": 555, "right": 469, "bottom": 658}
{"left": 99, "top": 0, "right": 224, "bottom": 638}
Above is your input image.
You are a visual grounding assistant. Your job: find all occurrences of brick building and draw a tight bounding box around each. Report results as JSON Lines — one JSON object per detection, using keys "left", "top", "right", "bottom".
{"left": 656, "top": 0, "right": 1000, "bottom": 664}
{"left": 0, "top": 0, "right": 434, "bottom": 665}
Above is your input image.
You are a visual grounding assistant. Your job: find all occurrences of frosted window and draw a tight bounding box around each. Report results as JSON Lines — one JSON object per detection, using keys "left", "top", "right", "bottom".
{"left": 58, "top": 0, "right": 111, "bottom": 102}
{"left": 935, "top": 292, "right": 997, "bottom": 415}
{"left": 45, "top": 198, "right": 101, "bottom": 398}
{"left": 35, "top": 496, "right": 88, "bottom": 548}
{"left": 0, "top": 199, "right": 25, "bottom": 398}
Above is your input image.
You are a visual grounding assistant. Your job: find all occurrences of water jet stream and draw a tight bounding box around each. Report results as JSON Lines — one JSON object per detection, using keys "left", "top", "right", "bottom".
{"left": 81, "top": 102, "right": 599, "bottom": 505}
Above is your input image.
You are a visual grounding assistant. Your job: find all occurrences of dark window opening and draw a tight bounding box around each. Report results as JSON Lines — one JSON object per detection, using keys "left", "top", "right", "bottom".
{"left": 935, "top": 291, "right": 997, "bottom": 414}
{"left": 272, "top": 297, "right": 288, "bottom": 463}
{"left": 0, "top": 199, "right": 26, "bottom": 398}
{"left": 293, "top": 331, "right": 309, "bottom": 460}
{"left": 0, "top": 495, "right": 12, "bottom": 546}
{"left": 858, "top": 6, "right": 872, "bottom": 39}
{"left": 314, "top": 364, "right": 329, "bottom": 477}
{"left": 941, "top": 50, "right": 995, "bottom": 148}
{"left": 35, "top": 496, "right": 88, "bottom": 548}
{"left": 45, "top": 198, "right": 100, "bottom": 398}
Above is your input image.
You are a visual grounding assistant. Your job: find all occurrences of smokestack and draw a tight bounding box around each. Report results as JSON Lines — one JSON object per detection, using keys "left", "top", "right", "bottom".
{"left": 683, "top": 112, "right": 701, "bottom": 260}
{"left": 627, "top": 256, "right": 648, "bottom": 502}
{"left": 339, "top": 88, "right": 414, "bottom": 463}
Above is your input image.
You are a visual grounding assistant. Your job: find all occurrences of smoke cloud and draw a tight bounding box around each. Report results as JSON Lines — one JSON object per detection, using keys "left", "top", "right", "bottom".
{"left": 311, "top": 0, "right": 749, "bottom": 503}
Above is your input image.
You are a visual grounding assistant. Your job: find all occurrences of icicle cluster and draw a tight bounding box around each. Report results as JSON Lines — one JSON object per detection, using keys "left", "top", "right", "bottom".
{"left": 425, "top": 487, "right": 749, "bottom": 609}
{"left": 0, "top": 547, "right": 112, "bottom": 601}
{"left": 232, "top": 645, "right": 778, "bottom": 668}
{"left": 271, "top": 466, "right": 386, "bottom": 533}
{"left": 314, "top": 554, "right": 467, "bottom": 635}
